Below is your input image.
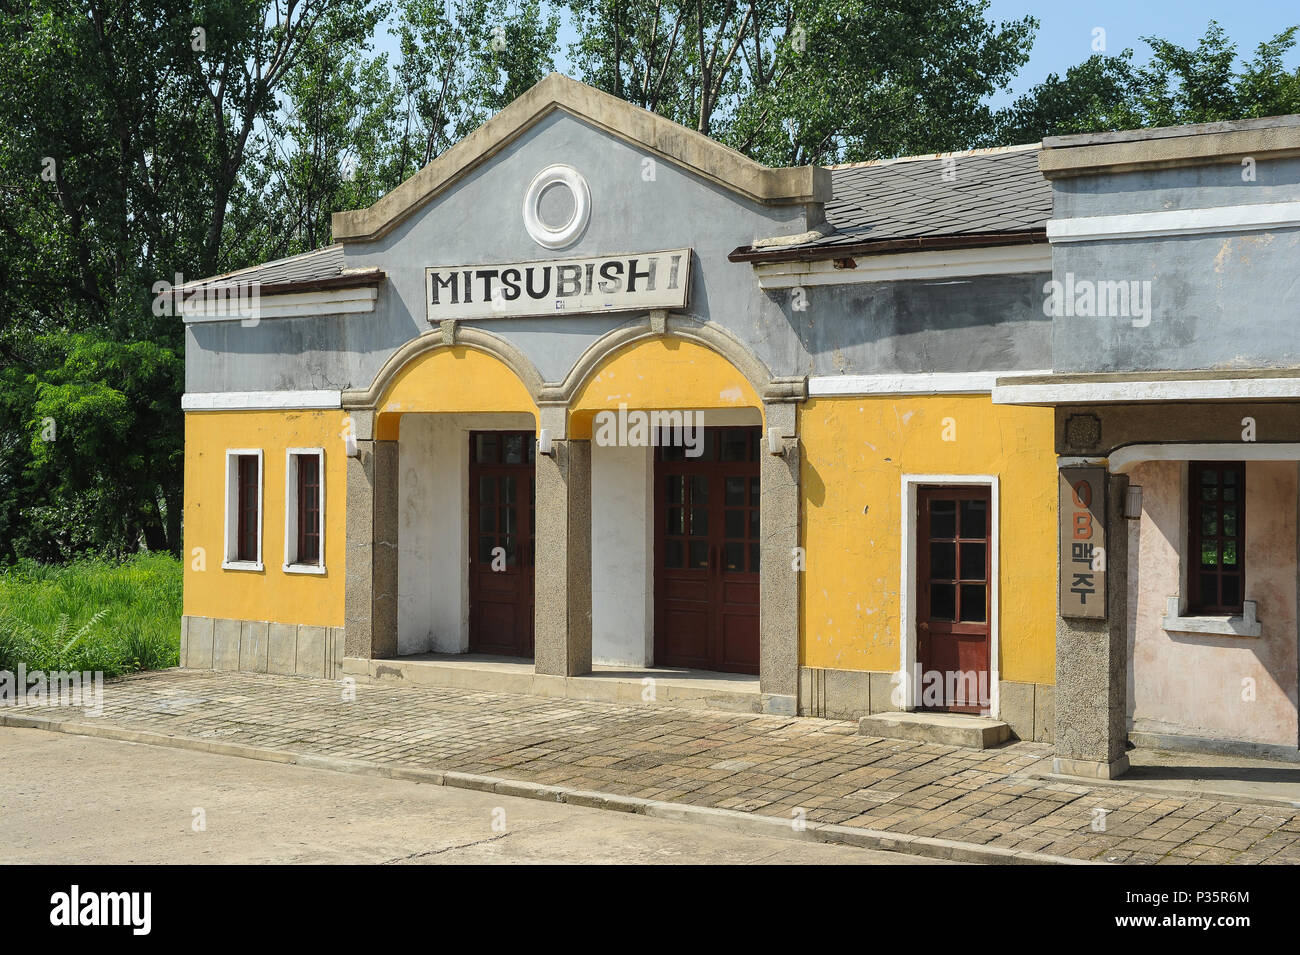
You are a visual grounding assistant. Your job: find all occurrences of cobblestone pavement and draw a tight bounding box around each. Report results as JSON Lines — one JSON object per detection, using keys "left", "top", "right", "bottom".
{"left": 12, "top": 669, "right": 1300, "bottom": 864}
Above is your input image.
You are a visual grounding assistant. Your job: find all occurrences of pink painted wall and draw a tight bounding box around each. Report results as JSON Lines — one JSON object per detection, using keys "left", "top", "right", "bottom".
{"left": 1127, "top": 460, "right": 1298, "bottom": 747}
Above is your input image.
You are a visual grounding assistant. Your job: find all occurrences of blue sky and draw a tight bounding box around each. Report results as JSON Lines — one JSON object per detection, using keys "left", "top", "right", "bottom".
{"left": 984, "top": 0, "right": 1300, "bottom": 105}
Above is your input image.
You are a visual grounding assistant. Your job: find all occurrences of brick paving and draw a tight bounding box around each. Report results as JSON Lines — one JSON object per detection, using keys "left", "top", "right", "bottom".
{"left": 13, "top": 669, "right": 1300, "bottom": 864}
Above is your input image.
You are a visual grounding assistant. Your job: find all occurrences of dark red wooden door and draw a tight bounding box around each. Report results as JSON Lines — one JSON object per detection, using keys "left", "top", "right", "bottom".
{"left": 917, "top": 486, "right": 991, "bottom": 713}
{"left": 468, "top": 431, "right": 535, "bottom": 657}
{"left": 654, "top": 427, "right": 760, "bottom": 674}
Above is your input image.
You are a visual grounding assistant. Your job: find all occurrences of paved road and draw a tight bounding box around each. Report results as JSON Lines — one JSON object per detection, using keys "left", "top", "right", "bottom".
{"left": 0, "top": 728, "right": 953, "bottom": 864}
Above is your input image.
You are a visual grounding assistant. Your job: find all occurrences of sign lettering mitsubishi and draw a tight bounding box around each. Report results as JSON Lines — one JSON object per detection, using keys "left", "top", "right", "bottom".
{"left": 425, "top": 248, "right": 691, "bottom": 321}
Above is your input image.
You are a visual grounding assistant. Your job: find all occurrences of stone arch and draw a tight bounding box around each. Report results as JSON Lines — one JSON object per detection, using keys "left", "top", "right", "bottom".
{"left": 343, "top": 326, "right": 546, "bottom": 411}
{"left": 543, "top": 313, "right": 804, "bottom": 410}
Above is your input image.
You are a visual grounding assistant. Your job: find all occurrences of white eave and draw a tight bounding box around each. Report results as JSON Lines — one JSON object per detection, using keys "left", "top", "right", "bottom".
{"left": 753, "top": 243, "right": 1051, "bottom": 289}
{"left": 993, "top": 374, "right": 1300, "bottom": 405}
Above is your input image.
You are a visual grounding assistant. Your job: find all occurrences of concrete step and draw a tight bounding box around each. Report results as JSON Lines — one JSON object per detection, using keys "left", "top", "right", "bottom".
{"left": 859, "top": 711, "right": 1012, "bottom": 749}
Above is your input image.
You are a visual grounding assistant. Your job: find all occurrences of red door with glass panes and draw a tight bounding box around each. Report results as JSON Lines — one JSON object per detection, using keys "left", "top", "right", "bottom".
{"left": 917, "top": 486, "right": 991, "bottom": 713}
{"left": 468, "top": 431, "right": 535, "bottom": 657}
{"left": 654, "top": 427, "right": 760, "bottom": 674}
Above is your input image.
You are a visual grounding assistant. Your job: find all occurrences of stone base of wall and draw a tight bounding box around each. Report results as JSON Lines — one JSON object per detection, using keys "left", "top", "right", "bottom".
{"left": 998, "top": 680, "right": 1055, "bottom": 743}
{"left": 181, "top": 615, "right": 344, "bottom": 679}
{"left": 798, "top": 668, "right": 1055, "bottom": 741}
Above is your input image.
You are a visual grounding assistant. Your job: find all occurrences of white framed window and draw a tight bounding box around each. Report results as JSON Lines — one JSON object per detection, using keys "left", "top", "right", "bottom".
{"left": 284, "top": 447, "right": 326, "bottom": 574}
{"left": 223, "top": 449, "right": 264, "bottom": 571}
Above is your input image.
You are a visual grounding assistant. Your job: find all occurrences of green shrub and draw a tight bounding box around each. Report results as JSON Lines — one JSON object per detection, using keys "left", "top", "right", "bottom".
{"left": 0, "top": 553, "right": 181, "bottom": 677}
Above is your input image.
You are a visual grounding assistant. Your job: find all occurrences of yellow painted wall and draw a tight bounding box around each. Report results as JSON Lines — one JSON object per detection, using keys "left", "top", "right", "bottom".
{"left": 800, "top": 395, "right": 1057, "bottom": 685}
{"left": 569, "top": 338, "right": 762, "bottom": 438}
{"left": 183, "top": 409, "right": 348, "bottom": 627}
{"left": 375, "top": 345, "right": 538, "bottom": 440}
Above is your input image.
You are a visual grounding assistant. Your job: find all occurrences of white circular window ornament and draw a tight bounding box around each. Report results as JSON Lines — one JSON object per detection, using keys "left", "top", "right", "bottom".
{"left": 523, "top": 164, "right": 590, "bottom": 249}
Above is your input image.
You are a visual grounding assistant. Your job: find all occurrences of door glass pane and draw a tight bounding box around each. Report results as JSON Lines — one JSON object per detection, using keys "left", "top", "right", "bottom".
{"left": 930, "top": 583, "right": 956, "bottom": 621}
{"left": 750, "top": 477, "right": 760, "bottom": 505}
{"left": 666, "top": 475, "right": 683, "bottom": 504}
{"left": 474, "top": 434, "right": 498, "bottom": 464}
{"left": 504, "top": 507, "right": 517, "bottom": 534}
{"left": 1222, "top": 540, "right": 1239, "bottom": 567}
{"left": 725, "top": 510, "right": 745, "bottom": 538}
{"left": 960, "top": 499, "right": 987, "bottom": 539}
{"left": 478, "top": 536, "right": 496, "bottom": 562}
{"left": 479, "top": 475, "right": 496, "bottom": 504}
{"left": 1201, "top": 505, "right": 1218, "bottom": 536}
{"left": 689, "top": 541, "right": 709, "bottom": 569}
{"left": 960, "top": 542, "right": 986, "bottom": 581}
{"left": 959, "top": 584, "right": 986, "bottom": 622}
{"left": 504, "top": 476, "right": 516, "bottom": 501}
{"left": 690, "top": 474, "right": 708, "bottom": 504}
{"left": 749, "top": 509, "right": 759, "bottom": 539}
{"left": 929, "top": 542, "right": 956, "bottom": 579}
{"left": 721, "top": 431, "right": 749, "bottom": 461}
{"left": 665, "top": 539, "right": 683, "bottom": 568}
{"left": 1200, "top": 541, "right": 1219, "bottom": 568}
{"left": 1221, "top": 506, "right": 1237, "bottom": 536}
{"left": 503, "top": 433, "right": 524, "bottom": 464}
{"left": 724, "top": 541, "right": 744, "bottom": 570}
{"left": 930, "top": 500, "right": 956, "bottom": 539}
{"left": 479, "top": 507, "right": 496, "bottom": 533}
{"left": 502, "top": 536, "right": 517, "bottom": 566}
{"left": 749, "top": 543, "right": 760, "bottom": 572}
{"left": 690, "top": 508, "right": 709, "bottom": 535}
{"left": 666, "top": 507, "right": 683, "bottom": 536}
{"left": 725, "top": 476, "right": 745, "bottom": 506}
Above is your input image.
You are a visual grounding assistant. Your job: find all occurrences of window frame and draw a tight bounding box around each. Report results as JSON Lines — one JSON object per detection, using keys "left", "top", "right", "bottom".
{"left": 1187, "top": 460, "right": 1246, "bottom": 615}
{"left": 284, "top": 447, "right": 326, "bottom": 574}
{"left": 223, "top": 449, "right": 264, "bottom": 571}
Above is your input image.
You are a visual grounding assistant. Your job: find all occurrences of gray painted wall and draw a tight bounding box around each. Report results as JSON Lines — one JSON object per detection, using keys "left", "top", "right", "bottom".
{"left": 186, "top": 111, "right": 1053, "bottom": 392}
{"left": 1049, "top": 156, "right": 1300, "bottom": 374}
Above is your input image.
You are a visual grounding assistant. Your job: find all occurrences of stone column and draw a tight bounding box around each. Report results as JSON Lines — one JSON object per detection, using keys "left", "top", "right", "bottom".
{"left": 759, "top": 400, "right": 800, "bottom": 712}
{"left": 344, "top": 414, "right": 399, "bottom": 659}
{"left": 1054, "top": 469, "right": 1130, "bottom": 778}
{"left": 533, "top": 405, "right": 592, "bottom": 676}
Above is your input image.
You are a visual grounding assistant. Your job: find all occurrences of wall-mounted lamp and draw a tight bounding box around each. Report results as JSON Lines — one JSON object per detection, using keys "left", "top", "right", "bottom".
{"left": 767, "top": 427, "right": 784, "bottom": 456}
{"left": 1125, "top": 485, "right": 1143, "bottom": 519}
{"left": 537, "top": 428, "right": 553, "bottom": 456}
{"left": 344, "top": 433, "right": 359, "bottom": 458}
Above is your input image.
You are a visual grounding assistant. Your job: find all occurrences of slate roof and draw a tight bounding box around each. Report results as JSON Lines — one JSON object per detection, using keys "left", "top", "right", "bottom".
{"left": 732, "top": 143, "right": 1051, "bottom": 261}
{"left": 178, "top": 244, "right": 382, "bottom": 294}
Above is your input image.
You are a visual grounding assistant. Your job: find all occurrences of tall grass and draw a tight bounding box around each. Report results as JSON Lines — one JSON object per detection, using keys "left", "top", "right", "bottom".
{"left": 0, "top": 553, "right": 182, "bottom": 677}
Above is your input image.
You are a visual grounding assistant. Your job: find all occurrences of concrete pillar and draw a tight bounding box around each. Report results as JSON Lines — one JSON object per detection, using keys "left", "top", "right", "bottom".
{"left": 344, "top": 434, "right": 399, "bottom": 659}
{"left": 759, "top": 401, "right": 800, "bottom": 711}
{"left": 1054, "top": 470, "right": 1129, "bottom": 778}
{"left": 533, "top": 405, "right": 592, "bottom": 676}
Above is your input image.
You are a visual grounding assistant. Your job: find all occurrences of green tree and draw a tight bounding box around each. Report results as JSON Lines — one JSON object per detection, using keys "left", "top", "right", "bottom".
{"left": 566, "top": 0, "right": 1037, "bottom": 164}
{"left": 993, "top": 21, "right": 1300, "bottom": 143}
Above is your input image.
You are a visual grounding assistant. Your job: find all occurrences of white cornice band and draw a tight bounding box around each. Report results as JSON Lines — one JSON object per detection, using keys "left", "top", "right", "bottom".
{"left": 1047, "top": 200, "right": 1300, "bottom": 244}
{"left": 810, "top": 370, "right": 1051, "bottom": 397}
{"left": 993, "top": 376, "right": 1300, "bottom": 405}
{"left": 182, "top": 391, "right": 343, "bottom": 411}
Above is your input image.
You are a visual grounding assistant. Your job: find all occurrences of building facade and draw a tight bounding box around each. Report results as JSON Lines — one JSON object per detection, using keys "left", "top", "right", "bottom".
{"left": 177, "top": 74, "right": 1300, "bottom": 773}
